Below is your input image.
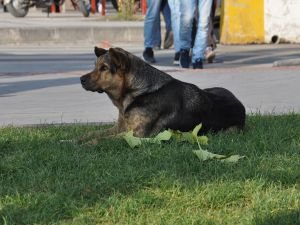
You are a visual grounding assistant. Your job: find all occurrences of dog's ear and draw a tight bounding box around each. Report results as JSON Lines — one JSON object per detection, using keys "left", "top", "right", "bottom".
{"left": 94, "top": 47, "right": 108, "bottom": 58}
{"left": 108, "top": 48, "right": 131, "bottom": 73}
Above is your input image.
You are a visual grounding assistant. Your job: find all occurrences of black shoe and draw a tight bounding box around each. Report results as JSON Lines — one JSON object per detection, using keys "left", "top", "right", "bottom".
{"left": 173, "top": 52, "right": 180, "bottom": 65}
{"left": 179, "top": 49, "right": 190, "bottom": 68}
{"left": 192, "top": 58, "right": 203, "bottom": 69}
{"left": 163, "top": 31, "right": 173, "bottom": 49}
{"left": 143, "top": 48, "right": 156, "bottom": 64}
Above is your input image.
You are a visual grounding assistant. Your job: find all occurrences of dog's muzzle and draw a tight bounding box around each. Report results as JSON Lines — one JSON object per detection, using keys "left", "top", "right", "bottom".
{"left": 80, "top": 75, "right": 88, "bottom": 86}
{"left": 80, "top": 76, "right": 90, "bottom": 91}
{"left": 80, "top": 75, "right": 104, "bottom": 93}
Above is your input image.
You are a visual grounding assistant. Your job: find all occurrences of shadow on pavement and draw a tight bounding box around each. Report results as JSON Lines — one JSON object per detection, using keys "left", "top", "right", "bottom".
{"left": 0, "top": 77, "right": 79, "bottom": 97}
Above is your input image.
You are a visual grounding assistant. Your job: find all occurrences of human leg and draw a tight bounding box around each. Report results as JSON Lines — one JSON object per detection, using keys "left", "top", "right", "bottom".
{"left": 205, "top": 17, "right": 216, "bottom": 63}
{"left": 192, "top": 0, "right": 213, "bottom": 68}
{"left": 153, "top": 14, "right": 162, "bottom": 49}
{"left": 162, "top": 0, "right": 172, "bottom": 32}
{"left": 143, "top": 0, "right": 162, "bottom": 63}
{"left": 144, "top": 0, "right": 162, "bottom": 48}
{"left": 179, "top": 0, "right": 196, "bottom": 68}
{"left": 205, "top": 0, "right": 217, "bottom": 63}
{"left": 179, "top": 0, "right": 195, "bottom": 51}
{"left": 168, "top": 0, "right": 181, "bottom": 61}
{"left": 161, "top": 0, "right": 173, "bottom": 49}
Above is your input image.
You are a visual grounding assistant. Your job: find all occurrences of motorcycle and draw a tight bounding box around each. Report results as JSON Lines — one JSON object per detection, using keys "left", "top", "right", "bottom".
{"left": 4, "top": 0, "right": 90, "bottom": 17}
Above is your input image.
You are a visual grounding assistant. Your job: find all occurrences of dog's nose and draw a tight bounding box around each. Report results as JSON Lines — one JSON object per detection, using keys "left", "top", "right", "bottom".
{"left": 80, "top": 76, "right": 87, "bottom": 84}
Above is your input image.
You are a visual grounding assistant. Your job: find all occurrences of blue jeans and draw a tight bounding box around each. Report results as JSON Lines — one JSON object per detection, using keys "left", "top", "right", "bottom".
{"left": 153, "top": 1, "right": 172, "bottom": 47}
{"left": 144, "top": 0, "right": 171, "bottom": 48}
{"left": 180, "top": 0, "right": 212, "bottom": 63}
{"left": 168, "top": 0, "right": 180, "bottom": 53}
{"left": 144, "top": 0, "right": 162, "bottom": 48}
{"left": 161, "top": 0, "right": 172, "bottom": 33}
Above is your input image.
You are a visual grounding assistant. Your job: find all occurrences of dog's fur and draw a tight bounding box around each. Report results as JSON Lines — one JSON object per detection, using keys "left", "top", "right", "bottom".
{"left": 80, "top": 47, "right": 246, "bottom": 137}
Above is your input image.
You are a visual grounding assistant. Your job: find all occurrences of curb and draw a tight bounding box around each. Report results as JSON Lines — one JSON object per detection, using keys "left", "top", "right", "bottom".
{"left": 0, "top": 24, "right": 144, "bottom": 45}
{"left": 273, "top": 58, "right": 300, "bottom": 67}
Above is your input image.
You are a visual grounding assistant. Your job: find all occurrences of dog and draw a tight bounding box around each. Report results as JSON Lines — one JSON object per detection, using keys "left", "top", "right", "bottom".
{"left": 80, "top": 47, "right": 246, "bottom": 138}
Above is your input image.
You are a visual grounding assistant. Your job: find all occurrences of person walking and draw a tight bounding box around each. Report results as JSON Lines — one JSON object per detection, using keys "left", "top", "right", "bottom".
{"left": 205, "top": 0, "right": 218, "bottom": 63}
{"left": 168, "top": 0, "right": 181, "bottom": 65}
{"left": 143, "top": 0, "right": 173, "bottom": 64}
{"left": 179, "top": 0, "right": 213, "bottom": 69}
{"left": 153, "top": 0, "right": 173, "bottom": 50}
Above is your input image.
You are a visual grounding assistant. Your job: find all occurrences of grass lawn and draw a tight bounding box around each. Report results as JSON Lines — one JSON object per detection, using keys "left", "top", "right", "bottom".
{"left": 0, "top": 114, "right": 299, "bottom": 225}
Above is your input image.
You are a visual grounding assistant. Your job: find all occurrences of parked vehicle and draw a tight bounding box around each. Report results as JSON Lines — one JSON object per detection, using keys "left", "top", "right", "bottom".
{"left": 4, "top": 0, "right": 90, "bottom": 17}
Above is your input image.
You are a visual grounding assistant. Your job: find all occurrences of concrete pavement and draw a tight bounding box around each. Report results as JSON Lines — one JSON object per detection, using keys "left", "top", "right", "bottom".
{"left": 0, "top": 10, "right": 144, "bottom": 45}
{"left": 0, "top": 11, "right": 300, "bottom": 126}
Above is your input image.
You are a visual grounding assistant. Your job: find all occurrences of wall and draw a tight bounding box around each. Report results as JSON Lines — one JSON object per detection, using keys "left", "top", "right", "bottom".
{"left": 220, "top": 0, "right": 300, "bottom": 44}
{"left": 265, "top": 0, "right": 300, "bottom": 43}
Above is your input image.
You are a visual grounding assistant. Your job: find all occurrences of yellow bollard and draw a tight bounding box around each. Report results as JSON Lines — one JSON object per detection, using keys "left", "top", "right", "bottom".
{"left": 220, "top": 0, "right": 264, "bottom": 44}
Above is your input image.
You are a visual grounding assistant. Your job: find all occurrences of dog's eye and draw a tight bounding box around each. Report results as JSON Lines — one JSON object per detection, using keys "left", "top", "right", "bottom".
{"left": 100, "top": 65, "right": 108, "bottom": 72}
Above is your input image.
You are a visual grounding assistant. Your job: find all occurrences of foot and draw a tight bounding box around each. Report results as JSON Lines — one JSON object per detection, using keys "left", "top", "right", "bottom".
{"left": 163, "top": 31, "right": 173, "bottom": 49}
{"left": 173, "top": 52, "right": 180, "bottom": 65}
{"left": 205, "top": 46, "right": 216, "bottom": 63}
{"left": 192, "top": 58, "right": 203, "bottom": 69}
{"left": 143, "top": 48, "right": 156, "bottom": 64}
{"left": 179, "top": 49, "right": 190, "bottom": 68}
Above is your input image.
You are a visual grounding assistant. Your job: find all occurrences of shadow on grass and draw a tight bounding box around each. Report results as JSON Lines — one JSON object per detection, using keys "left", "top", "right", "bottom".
{"left": 0, "top": 114, "right": 299, "bottom": 224}
{"left": 254, "top": 210, "right": 300, "bottom": 225}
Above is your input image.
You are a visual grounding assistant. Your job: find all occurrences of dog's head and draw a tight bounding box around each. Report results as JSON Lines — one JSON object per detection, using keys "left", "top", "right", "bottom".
{"left": 81, "top": 46, "right": 173, "bottom": 104}
{"left": 80, "top": 47, "right": 131, "bottom": 98}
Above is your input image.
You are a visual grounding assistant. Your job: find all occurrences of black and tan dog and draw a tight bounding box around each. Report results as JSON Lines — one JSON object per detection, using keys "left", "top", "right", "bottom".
{"left": 80, "top": 47, "right": 246, "bottom": 138}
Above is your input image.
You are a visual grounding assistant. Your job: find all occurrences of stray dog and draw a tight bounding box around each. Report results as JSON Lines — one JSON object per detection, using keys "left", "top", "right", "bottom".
{"left": 80, "top": 47, "right": 246, "bottom": 138}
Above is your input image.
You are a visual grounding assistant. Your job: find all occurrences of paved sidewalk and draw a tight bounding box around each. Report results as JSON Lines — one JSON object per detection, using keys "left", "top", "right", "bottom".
{"left": 0, "top": 10, "right": 144, "bottom": 45}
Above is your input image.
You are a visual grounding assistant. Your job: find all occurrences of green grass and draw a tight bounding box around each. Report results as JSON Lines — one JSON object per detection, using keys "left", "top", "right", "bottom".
{"left": 0, "top": 114, "right": 299, "bottom": 225}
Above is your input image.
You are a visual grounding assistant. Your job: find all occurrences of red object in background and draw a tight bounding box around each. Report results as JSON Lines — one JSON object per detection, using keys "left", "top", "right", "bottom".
{"left": 51, "top": 3, "right": 59, "bottom": 12}
{"left": 141, "top": 0, "right": 147, "bottom": 15}
{"left": 91, "top": 0, "right": 146, "bottom": 16}
{"left": 101, "top": 0, "right": 106, "bottom": 16}
{"left": 91, "top": 0, "right": 106, "bottom": 15}
{"left": 51, "top": 3, "right": 56, "bottom": 12}
{"left": 90, "top": 0, "right": 96, "bottom": 13}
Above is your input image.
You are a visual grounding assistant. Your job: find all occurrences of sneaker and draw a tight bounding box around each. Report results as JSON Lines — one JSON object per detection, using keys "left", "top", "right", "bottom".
{"left": 179, "top": 49, "right": 190, "bottom": 68}
{"left": 163, "top": 31, "right": 173, "bottom": 49}
{"left": 205, "top": 46, "right": 216, "bottom": 63}
{"left": 173, "top": 52, "right": 180, "bottom": 65}
{"left": 143, "top": 48, "right": 156, "bottom": 64}
{"left": 192, "top": 58, "right": 203, "bottom": 69}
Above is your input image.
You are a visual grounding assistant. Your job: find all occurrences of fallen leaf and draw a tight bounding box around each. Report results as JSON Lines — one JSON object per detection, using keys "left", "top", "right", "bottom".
{"left": 220, "top": 155, "right": 246, "bottom": 163}
{"left": 193, "top": 149, "right": 226, "bottom": 161}
{"left": 192, "top": 124, "right": 202, "bottom": 138}
{"left": 169, "top": 125, "right": 208, "bottom": 145}
{"left": 153, "top": 130, "right": 172, "bottom": 142}
{"left": 123, "top": 130, "right": 141, "bottom": 148}
{"left": 197, "top": 135, "right": 208, "bottom": 145}
{"left": 193, "top": 149, "right": 245, "bottom": 163}
{"left": 122, "top": 130, "right": 172, "bottom": 148}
